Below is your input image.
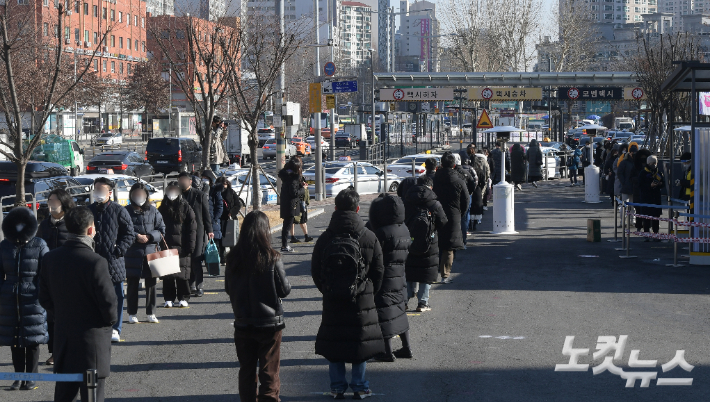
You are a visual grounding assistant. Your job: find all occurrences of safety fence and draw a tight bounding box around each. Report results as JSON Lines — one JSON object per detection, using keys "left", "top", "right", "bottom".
{"left": 0, "top": 370, "right": 99, "bottom": 402}
{"left": 615, "top": 198, "right": 710, "bottom": 266}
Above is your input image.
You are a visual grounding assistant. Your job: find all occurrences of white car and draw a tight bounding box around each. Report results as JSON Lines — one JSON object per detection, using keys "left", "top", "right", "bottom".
{"left": 74, "top": 174, "right": 164, "bottom": 207}
{"left": 257, "top": 128, "right": 276, "bottom": 146}
{"left": 95, "top": 132, "right": 123, "bottom": 147}
{"left": 306, "top": 136, "right": 330, "bottom": 158}
{"left": 303, "top": 162, "right": 399, "bottom": 198}
{"left": 223, "top": 168, "right": 279, "bottom": 207}
{"left": 261, "top": 138, "right": 297, "bottom": 160}
{"left": 386, "top": 154, "right": 441, "bottom": 178}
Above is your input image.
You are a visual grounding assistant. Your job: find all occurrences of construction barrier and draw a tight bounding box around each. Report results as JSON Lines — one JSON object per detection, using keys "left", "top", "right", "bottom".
{"left": 0, "top": 370, "right": 98, "bottom": 401}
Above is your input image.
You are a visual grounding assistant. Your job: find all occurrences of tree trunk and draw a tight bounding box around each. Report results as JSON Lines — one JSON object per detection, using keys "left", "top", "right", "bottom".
{"left": 202, "top": 129, "right": 212, "bottom": 170}
{"left": 250, "top": 145, "right": 262, "bottom": 210}
{"left": 14, "top": 159, "right": 26, "bottom": 207}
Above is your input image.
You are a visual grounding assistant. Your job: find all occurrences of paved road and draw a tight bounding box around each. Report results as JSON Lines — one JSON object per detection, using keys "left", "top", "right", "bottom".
{"left": 3, "top": 179, "right": 709, "bottom": 401}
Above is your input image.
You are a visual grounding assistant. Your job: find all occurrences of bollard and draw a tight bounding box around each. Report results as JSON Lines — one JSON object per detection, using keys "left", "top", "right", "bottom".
{"left": 608, "top": 197, "right": 621, "bottom": 243}
{"left": 615, "top": 201, "right": 626, "bottom": 251}
{"left": 353, "top": 161, "right": 358, "bottom": 193}
{"left": 620, "top": 203, "right": 637, "bottom": 259}
{"left": 667, "top": 211, "right": 686, "bottom": 267}
{"left": 85, "top": 369, "right": 98, "bottom": 402}
{"left": 411, "top": 158, "right": 416, "bottom": 177}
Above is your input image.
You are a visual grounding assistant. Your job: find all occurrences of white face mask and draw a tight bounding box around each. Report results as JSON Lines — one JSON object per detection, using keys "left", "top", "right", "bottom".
{"left": 15, "top": 223, "right": 25, "bottom": 233}
{"left": 94, "top": 192, "right": 109, "bottom": 203}
{"left": 49, "top": 205, "right": 62, "bottom": 215}
{"left": 167, "top": 193, "right": 179, "bottom": 201}
{"left": 131, "top": 197, "right": 147, "bottom": 206}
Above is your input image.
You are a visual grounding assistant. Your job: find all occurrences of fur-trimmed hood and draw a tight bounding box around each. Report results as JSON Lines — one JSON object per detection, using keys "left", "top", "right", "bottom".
{"left": 2, "top": 207, "right": 38, "bottom": 244}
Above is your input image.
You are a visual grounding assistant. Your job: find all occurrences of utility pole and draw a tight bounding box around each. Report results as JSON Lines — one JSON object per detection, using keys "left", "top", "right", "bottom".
{"left": 276, "top": 0, "right": 286, "bottom": 196}
{"left": 390, "top": 7, "right": 395, "bottom": 72}
{"left": 314, "top": 0, "right": 323, "bottom": 200}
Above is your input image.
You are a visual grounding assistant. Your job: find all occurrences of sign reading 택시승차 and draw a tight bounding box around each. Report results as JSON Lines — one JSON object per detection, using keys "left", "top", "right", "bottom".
{"left": 380, "top": 88, "right": 455, "bottom": 102}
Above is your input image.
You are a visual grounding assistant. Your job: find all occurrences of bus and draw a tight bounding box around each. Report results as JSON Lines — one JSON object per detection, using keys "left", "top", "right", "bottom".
{"left": 309, "top": 112, "right": 339, "bottom": 138}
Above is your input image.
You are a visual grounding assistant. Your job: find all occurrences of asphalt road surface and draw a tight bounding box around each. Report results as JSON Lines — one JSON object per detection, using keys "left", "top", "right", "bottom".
{"left": 2, "top": 179, "right": 709, "bottom": 401}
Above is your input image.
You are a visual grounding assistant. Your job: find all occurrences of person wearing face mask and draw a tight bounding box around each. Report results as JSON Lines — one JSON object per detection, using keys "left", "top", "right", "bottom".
{"left": 89, "top": 177, "right": 136, "bottom": 343}
{"left": 0, "top": 207, "right": 49, "bottom": 391}
{"left": 39, "top": 206, "right": 117, "bottom": 402}
{"left": 36, "top": 188, "right": 76, "bottom": 366}
{"left": 200, "top": 169, "right": 223, "bottom": 273}
{"left": 216, "top": 176, "right": 241, "bottom": 261}
{"left": 125, "top": 183, "right": 166, "bottom": 324}
{"left": 177, "top": 171, "right": 212, "bottom": 297}
{"left": 638, "top": 155, "right": 665, "bottom": 241}
{"left": 158, "top": 182, "right": 197, "bottom": 307}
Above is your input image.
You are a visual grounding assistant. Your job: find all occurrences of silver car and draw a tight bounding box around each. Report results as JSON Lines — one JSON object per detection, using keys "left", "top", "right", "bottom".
{"left": 261, "top": 138, "right": 296, "bottom": 160}
{"left": 387, "top": 154, "right": 440, "bottom": 178}
{"left": 303, "top": 162, "right": 399, "bottom": 198}
{"left": 223, "top": 168, "right": 279, "bottom": 206}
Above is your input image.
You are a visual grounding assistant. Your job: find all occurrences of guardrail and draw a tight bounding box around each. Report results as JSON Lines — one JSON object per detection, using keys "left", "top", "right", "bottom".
{"left": 617, "top": 201, "right": 690, "bottom": 262}
{"left": 0, "top": 369, "right": 99, "bottom": 402}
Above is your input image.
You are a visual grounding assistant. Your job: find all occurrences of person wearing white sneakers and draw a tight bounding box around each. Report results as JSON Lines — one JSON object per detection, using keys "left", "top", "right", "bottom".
{"left": 125, "top": 183, "right": 166, "bottom": 325}
{"left": 158, "top": 182, "right": 197, "bottom": 309}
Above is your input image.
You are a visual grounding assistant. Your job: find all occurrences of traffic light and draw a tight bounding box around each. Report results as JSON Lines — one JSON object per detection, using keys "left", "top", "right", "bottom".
{"left": 374, "top": 89, "right": 380, "bottom": 102}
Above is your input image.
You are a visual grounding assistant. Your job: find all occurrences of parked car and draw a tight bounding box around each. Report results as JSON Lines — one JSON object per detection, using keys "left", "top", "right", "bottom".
{"left": 145, "top": 137, "right": 203, "bottom": 174}
{"left": 629, "top": 135, "right": 647, "bottom": 144}
{"left": 75, "top": 174, "right": 164, "bottom": 207}
{"left": 261, "top": 139, "right": 297, "bottom": 160}
{"left": 258, "top": 128, "right": 276, "bottom": 146}
{"left": 538, "top": 147, "right": 562, "bottom": 180}
{"left": 612, "top": 131, "right": 634, "bottom": 141}
{"left": 95, "top": 132, "right": 123, "bottom": 147}
{"left": 222, "top": 168, "right": 279, "bottom": 207}
{"left": 0, "top": 175, "right": 91, "bottom": 221}
{"left": 303, "top": 162, "right": 399, "bottom": 198}
{"left": 386, "top": 154, "right": 441, "bottom": 178}
{"left": 334, "top": 132, "right": 357, "bottom": 148}
{"left": 289, "top": 137, "right": 312, "bottom": 156}
{"left": 305, "top": 136, "right": 330, "bottom": 159}
{"left": 86, "top": 151, "right": 154, "bottom": 177}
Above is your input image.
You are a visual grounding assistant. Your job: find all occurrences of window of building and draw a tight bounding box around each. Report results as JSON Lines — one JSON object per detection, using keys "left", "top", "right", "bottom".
{"left": 74, "top": 28, "right": 79, "bottom": 41}
{"left": 93, "top": 59, "right": 98, "bottom": 71}
{"left": 83, "top": 2, "right": 87, "bottom": 14}
{"left": 93, "top": 4, "right": 97, "bottom": 17}
{"left": 93, "top": 31, "right": 98, "bottom": 44}
{"left": 65, "top": 27, "right": 70, "bottom": 39}
{"left": 43, "top": 23, "right": 48, "bottom": 36}
{"left": 74, "top": 1, "right": 79, "bottom": 12}
{"left": 127, "top": 37, "right": 131, "bottom": 50}
{"left": 119, "top": 12, "right": 122, "bottom": 22}
{"left": 102, "top": 60, "right": 107, "bottom": 72}
{"left": 127, "top": 63, "right": 131, "bottom": 75}
{"left": 110, "top": 9, "right": 115, "bottom": 21}
{"left": 43, "top": 0, "right": 48, "bottom": 6}
{"left": 134, "top": 15, "right": 138, "bottom": 26}
{"left": 119, "top": 63, "right": 123, "bottom": 75}
{"left": 17, "top": 0, "right": 29, "bottom": 5}
{"left": 141, "top": 17, "right": 144, "bottom": 28}
{"left": 102, "top": 7, "right": 106, "bottom": 19}
{"left": 119, "top": 37, "right": 123, "bottom": 48}
{"left": 84, "top": 30, "right": 89, "bottom": 42}
{"left": 127, "top": 13, "right": 130, "bottom": 26}
{"left": 111, "top": 61, "right": 115, "bottom": 73}
{"left": 604, "top": 4, "right": 612, "bottom": 9}
{"left": 141, "top": 41, "right": 145, "bottom": 52}
{"left": 111, "top": 35, "right": 115, "bottom": 47}
{"left": 176, "top": 30, "right": 185, "bottom": 39}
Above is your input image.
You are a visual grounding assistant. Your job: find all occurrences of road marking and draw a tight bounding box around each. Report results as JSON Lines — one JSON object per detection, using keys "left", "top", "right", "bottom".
{"left": 406, "top": 313, "right": 421, "bottom": 316}
{"left": 204, "top": 292, "right": 218, "bottom": 295}
{"left": 479, "top": 335, "right": 525, "bottom": 340}
{"left": 310, "top": 392, "right": 386, "bottom": 396}
{"left": 215, "top": 280, "right": 225, "bottom": 282}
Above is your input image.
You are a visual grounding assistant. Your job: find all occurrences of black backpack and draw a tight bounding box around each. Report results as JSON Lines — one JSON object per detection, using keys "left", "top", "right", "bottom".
{"left": 406, "top": 204, "right": 436, "bottom": 255}
{"left": 320, "top": 230, "right": 367, "bottom": 299}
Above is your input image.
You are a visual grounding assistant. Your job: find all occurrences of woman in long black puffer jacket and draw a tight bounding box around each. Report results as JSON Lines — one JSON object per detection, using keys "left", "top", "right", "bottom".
{"left": 158, "top": 182, "right": 197, "bottom": 308}
{"left": 367, "top": 193, "right": 413, "bottom": 362}
{"left": 278, "top": 157, "right": 305, "bottom": 252}
{"left": 36, "top": 188, "right": 75, "bottom": 366}
{"left": 0, "top": 207, "right": 49, "bottom": 391}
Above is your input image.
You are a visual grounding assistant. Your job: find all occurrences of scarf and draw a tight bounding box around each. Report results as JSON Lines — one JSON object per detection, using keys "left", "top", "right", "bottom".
{"left": 645, "top": 166, "right": 662, "bottom": 183}
{"left": 68, "top": 234, "right": 95, "bottom": 251}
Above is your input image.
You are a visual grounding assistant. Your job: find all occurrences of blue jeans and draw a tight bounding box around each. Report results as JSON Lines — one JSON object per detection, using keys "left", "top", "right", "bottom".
{"left": 113, "top": 281, "right": 124, "bottom": 334}
{"left": 329, "top": 361, "right": 368, "bottom": 393}
{"left": 407, "top": 282, "right": 430, "bottom": 305}
{"left": 210, "top": 164, "right": 220, "bottom": 174}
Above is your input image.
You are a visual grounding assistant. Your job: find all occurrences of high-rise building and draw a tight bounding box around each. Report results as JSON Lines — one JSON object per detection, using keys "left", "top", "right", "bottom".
{"left": 339, "top": 1, "right": 372, "bottom": 68}
{"left": 571, "top": 0, "right": 652, "bottom": 24}
{"left": 147, "top": 0, "right": 175, "bottom": 16}
{"left": 174, "top": 0, "right": 227, "bottom": 20}
{"left": 396, "top": 0, "right": 438, "bottom": 72}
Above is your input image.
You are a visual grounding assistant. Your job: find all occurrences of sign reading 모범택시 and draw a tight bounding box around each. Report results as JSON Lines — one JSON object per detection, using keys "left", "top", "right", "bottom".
{"left": 380, "top": 88, "right": 454, "bottom": 101}
{"left": 557, "top": 87, "right": 623, "bottom": 100}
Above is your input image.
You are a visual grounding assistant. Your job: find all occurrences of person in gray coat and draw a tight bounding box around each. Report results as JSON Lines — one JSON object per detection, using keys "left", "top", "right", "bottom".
{"left": 125, "top": 183, "right": 166, "bottom": 325}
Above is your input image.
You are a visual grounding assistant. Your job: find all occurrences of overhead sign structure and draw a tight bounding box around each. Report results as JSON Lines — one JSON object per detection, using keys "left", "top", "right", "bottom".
{"left": 325, "top": 95, "right": 336, "bottom": 109}
{"left": 476, "top": 109, "right": 493, "bottom": 129}
{"left": 324, "top": 61, "right": 336, "bottom": 77}
{"left": 557, "top": 87, "right": 623, "bottom": 100}
{"left": 468, "top": 87, "right": 543, "bottom": 101}
{"left": 322, "top": 80, "right": 358, "bottom": 94}
{"left": 380, "top": 88, "right": 454, "bottom": 102}
{"left": 624, "top": 87, "right": 646, "bottom": 101}
{"left": 309, "top": 83, "right": 322, "bottom": 114}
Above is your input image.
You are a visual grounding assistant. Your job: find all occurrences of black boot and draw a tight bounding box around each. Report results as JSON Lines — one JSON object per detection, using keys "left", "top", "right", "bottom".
{"left": 290, "top": 236, "right": 301, "bottom": 243}
{"left": 371, "top": 352, "right": 396, "bottom": 362}
{"left": 304, "top": 235, "right": 314, "bottom": 242}
{"left": 8, "top": 380, "right": 21, "bottom": 390}
{"left": 20, "top": 381, "right": 36, "bottom": 390}
{"left": 393, "top": 347, "right": 413, "bottom": 358}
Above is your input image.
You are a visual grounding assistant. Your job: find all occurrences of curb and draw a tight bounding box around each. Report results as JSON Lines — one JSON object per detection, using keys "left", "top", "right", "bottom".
{"left": 269, "top": 208, "right": 326, "bottom": 234}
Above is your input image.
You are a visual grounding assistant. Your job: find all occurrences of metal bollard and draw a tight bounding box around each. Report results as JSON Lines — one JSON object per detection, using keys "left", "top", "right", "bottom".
{"left": 620, "top": 203, "right": 637, "bottom": 259}
{"left": 608, "top": 197, "right": 621, "bottom": 243}
{"left": 85, "top": 369, "right": 98, "bottom": 402}
{"left": 353, "top": 161, "right": 358, "bottom": 193}
{"left": 667, "top": 211, "right": 685, "bottom": 267}
{"left": 615, "top": 202, "right": 627, "bottom": 251}
{"left": 383, "top": 158, "right": 388, "bottom": 193}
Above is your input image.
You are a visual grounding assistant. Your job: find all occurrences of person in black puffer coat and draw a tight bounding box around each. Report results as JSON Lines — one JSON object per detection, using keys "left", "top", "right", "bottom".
{"left": 36, "top": 188, "right": 75, "bottom": 366}
{"left": 367, "top": 194, "right": 412, "bottom": 362}
{"left": 453, "top": 153, "right": 476, "bottom": 247}
{"left": 311, "top": 189, "right": 384, "bottom": 398}
{"left": 125, "top": 183, "right": 166, "bottom": 324}
{"left": 216, "top": 176, "right": 241, "bottom": 260}
{"left": 404, "top": 176, "right": 447, "bottom": 311}
{"left": 633, "top": 148, "right": 652, "bottom": 232}
{"left": 158, "top": 182, "right": 197, "bottom": 308}
{"left": 278, "top": 157, "right": 305, "bottom": 252}
{"left": 433, "top": 152, "right": 469, "bottom": 283}
{"left": 510, "top": 143, "right": 526, "bottom": 189}
{"left": 0, "top": 207, "right": 49, "bottom": 390}
{"left": 200, "top": 169, "right": 224, "bottom": 242}
{"left": 179, "top": 171, "right": 212, "bottom": 296}
{"left": 638, "top": 155, "right": 665, "bottom": 240}
{"left": 89, "top": 177, "right": 135, "bottom": 342}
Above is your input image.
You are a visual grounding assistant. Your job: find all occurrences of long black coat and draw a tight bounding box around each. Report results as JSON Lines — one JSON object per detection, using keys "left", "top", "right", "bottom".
{"left": 638, "top": 166, "right": 665, "bottom": 217}
{"left": 404, "top": 185, "right": 448, "bottom": 283}
{"left": 89, "top": 201, "right": 135, "bottom": 283}
{"left": 279, "top": 168, "right": 305, "bottom": 219}
{"left": 207, "top": 185, "right": 224, "bottom": 239}
{"left": 37, "top": 216, "right": 70, "bottom": 251}
{"left": 311, "top": 210, "right": 385, "bottom": 363}
{"left": 39, "top": 239, "right": 117, "bottom": 378}
{"left": 220, "top": 188, "right": 240, "bottom": 221}
{"left": 526, "top": 140, "right": 543, "bottom": 179}
{"left": 125, "top": 205, "right": 166, "bottom": 279}
{"left": 368, "top": 194, "right": 410, "bottom": 339}
{"left": 510, "top": 144, "right": 526, "bottom": 183}
{"left": 490, "top": 148, "right": 510, "bottom": 183}
{"left": 0, "top": 208, "right": 49, "bottom": 348}
{"left": 433, "top": 167, "right": 469, "bottom": 250}
{"left": 182, "top": 187, "right": 211, "bottom": 258}
{"left": 158, "top": 198, "right": 197, "bottom": 280}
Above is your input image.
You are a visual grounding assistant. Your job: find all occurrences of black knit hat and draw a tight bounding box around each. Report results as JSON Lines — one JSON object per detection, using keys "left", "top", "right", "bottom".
{"left": 680, "top": 152, "right": 692, "bottom": 162}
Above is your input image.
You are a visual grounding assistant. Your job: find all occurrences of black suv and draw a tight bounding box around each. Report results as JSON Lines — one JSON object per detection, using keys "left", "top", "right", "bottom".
{"left": 145, "top": 138, "right": 203, "bottom": 174}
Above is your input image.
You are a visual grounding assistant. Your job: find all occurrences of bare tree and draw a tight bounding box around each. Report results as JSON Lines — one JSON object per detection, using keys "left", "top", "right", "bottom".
{"left": 624, "top": 32, "right": 703, "bottom": 149}
{"left": 441, "top": 0, "right": 501, "bottom": 72}
{"left": 223, "top": 14, "right": 309, "bottom": 210}
{"left": 148, "top": 15, "right": 239, "bottom": 168}
{"left": 125, "top": 59, "right": 170, "bottom": 132}
{"left": 545, "top": 0, "right": 600, "bottom": 72}
{"left": 0, "top": 4, "right": 112, "bottom": 203}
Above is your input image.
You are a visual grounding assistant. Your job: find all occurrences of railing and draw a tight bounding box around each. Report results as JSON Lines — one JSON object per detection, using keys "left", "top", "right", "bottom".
{"left": 0, "top": 370, "right": 99, "bottom": 402}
